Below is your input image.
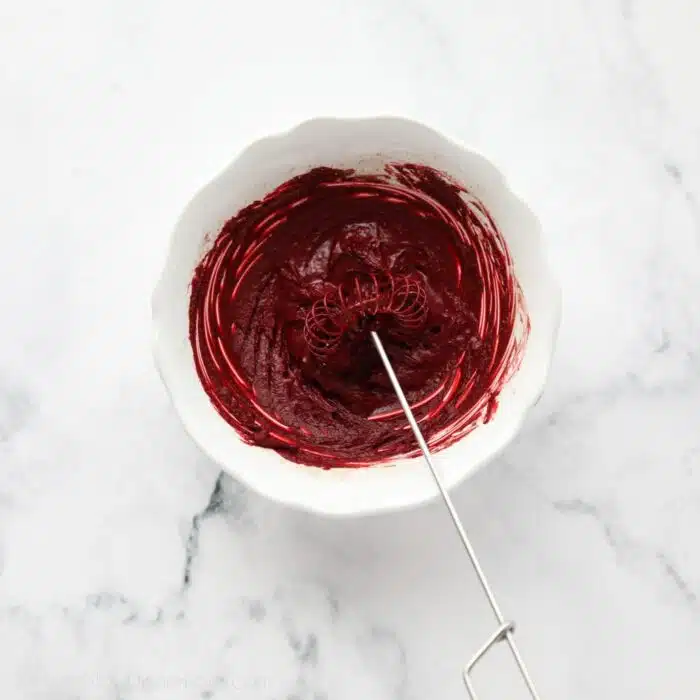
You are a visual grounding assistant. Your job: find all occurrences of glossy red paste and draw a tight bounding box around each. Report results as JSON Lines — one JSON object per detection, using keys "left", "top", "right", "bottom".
{"left": 189, "top": 164, "right": 528, "bottom": 469}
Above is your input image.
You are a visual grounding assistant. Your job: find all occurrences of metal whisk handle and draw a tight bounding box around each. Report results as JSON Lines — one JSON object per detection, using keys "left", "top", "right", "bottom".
{"left": 370, "top": 332, "right": 541, "bottom": 699}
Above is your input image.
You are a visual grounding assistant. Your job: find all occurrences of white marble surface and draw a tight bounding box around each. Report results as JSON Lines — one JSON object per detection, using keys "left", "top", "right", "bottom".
{"left": 1, "top": 0, "right": 699, "bottom": 697}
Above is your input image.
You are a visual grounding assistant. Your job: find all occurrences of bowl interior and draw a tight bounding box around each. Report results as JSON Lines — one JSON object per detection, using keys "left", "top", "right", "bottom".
{"left": 153, "top": 117, "right": 560, "bottom": 517}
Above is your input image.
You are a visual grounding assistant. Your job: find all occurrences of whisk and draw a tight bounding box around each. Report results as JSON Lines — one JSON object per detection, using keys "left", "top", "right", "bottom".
{"left": 303, "top": 272, "right": 428, "bottom": 359}
{"left": 371, "top": 332, "right": 541, "bottom": 699}
{"left": 303, "top": 288, "right": 542, "bottom": 698}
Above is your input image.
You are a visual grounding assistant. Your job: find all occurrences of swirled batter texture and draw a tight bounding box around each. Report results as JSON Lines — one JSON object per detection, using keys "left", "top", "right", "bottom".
{"left": 189, "top": 164, "right": 528, "bottom": 468}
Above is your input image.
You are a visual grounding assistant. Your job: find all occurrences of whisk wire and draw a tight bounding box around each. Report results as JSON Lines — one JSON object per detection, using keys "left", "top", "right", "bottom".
{"left": 370, "top": 331, "right": 541, "bottom": 700}
{"left": 304, "top": 272, "right": 429, "bottom": 359}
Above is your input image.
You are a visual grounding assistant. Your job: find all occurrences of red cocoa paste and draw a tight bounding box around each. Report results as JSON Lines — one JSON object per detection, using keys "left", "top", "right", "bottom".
{"left": 189, "top": 164, "right": 528, "bottom": 468}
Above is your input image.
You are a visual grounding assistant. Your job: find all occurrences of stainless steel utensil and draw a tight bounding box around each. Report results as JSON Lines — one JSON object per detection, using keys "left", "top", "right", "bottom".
{"left": 371, "top": 331, "right": 541, "bottom": 700}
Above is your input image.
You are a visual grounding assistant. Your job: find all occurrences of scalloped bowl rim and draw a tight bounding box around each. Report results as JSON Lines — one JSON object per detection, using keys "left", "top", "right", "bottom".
{"left": 152, "top": 116, "right": 561, "bottom": 518}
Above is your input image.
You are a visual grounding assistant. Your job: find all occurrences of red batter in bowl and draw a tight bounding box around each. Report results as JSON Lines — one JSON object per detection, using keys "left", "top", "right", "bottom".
{"left": 189, "top": 163, "right": 528, "bottom": 469}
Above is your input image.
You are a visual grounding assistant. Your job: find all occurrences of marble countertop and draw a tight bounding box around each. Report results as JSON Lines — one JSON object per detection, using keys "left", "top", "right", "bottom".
{"left": 1, "top": 0, "right": 699, "bottom": 697}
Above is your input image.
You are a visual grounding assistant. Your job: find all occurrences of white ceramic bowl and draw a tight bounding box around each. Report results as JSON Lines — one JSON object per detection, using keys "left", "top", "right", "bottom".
{"left": 152, "top": 116, "right": 560, "bottom": 517}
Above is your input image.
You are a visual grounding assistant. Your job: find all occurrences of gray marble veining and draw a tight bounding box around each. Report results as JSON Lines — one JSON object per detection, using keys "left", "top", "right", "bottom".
{"left": 1, "top": 0, "right": 699, "bottom": 697}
